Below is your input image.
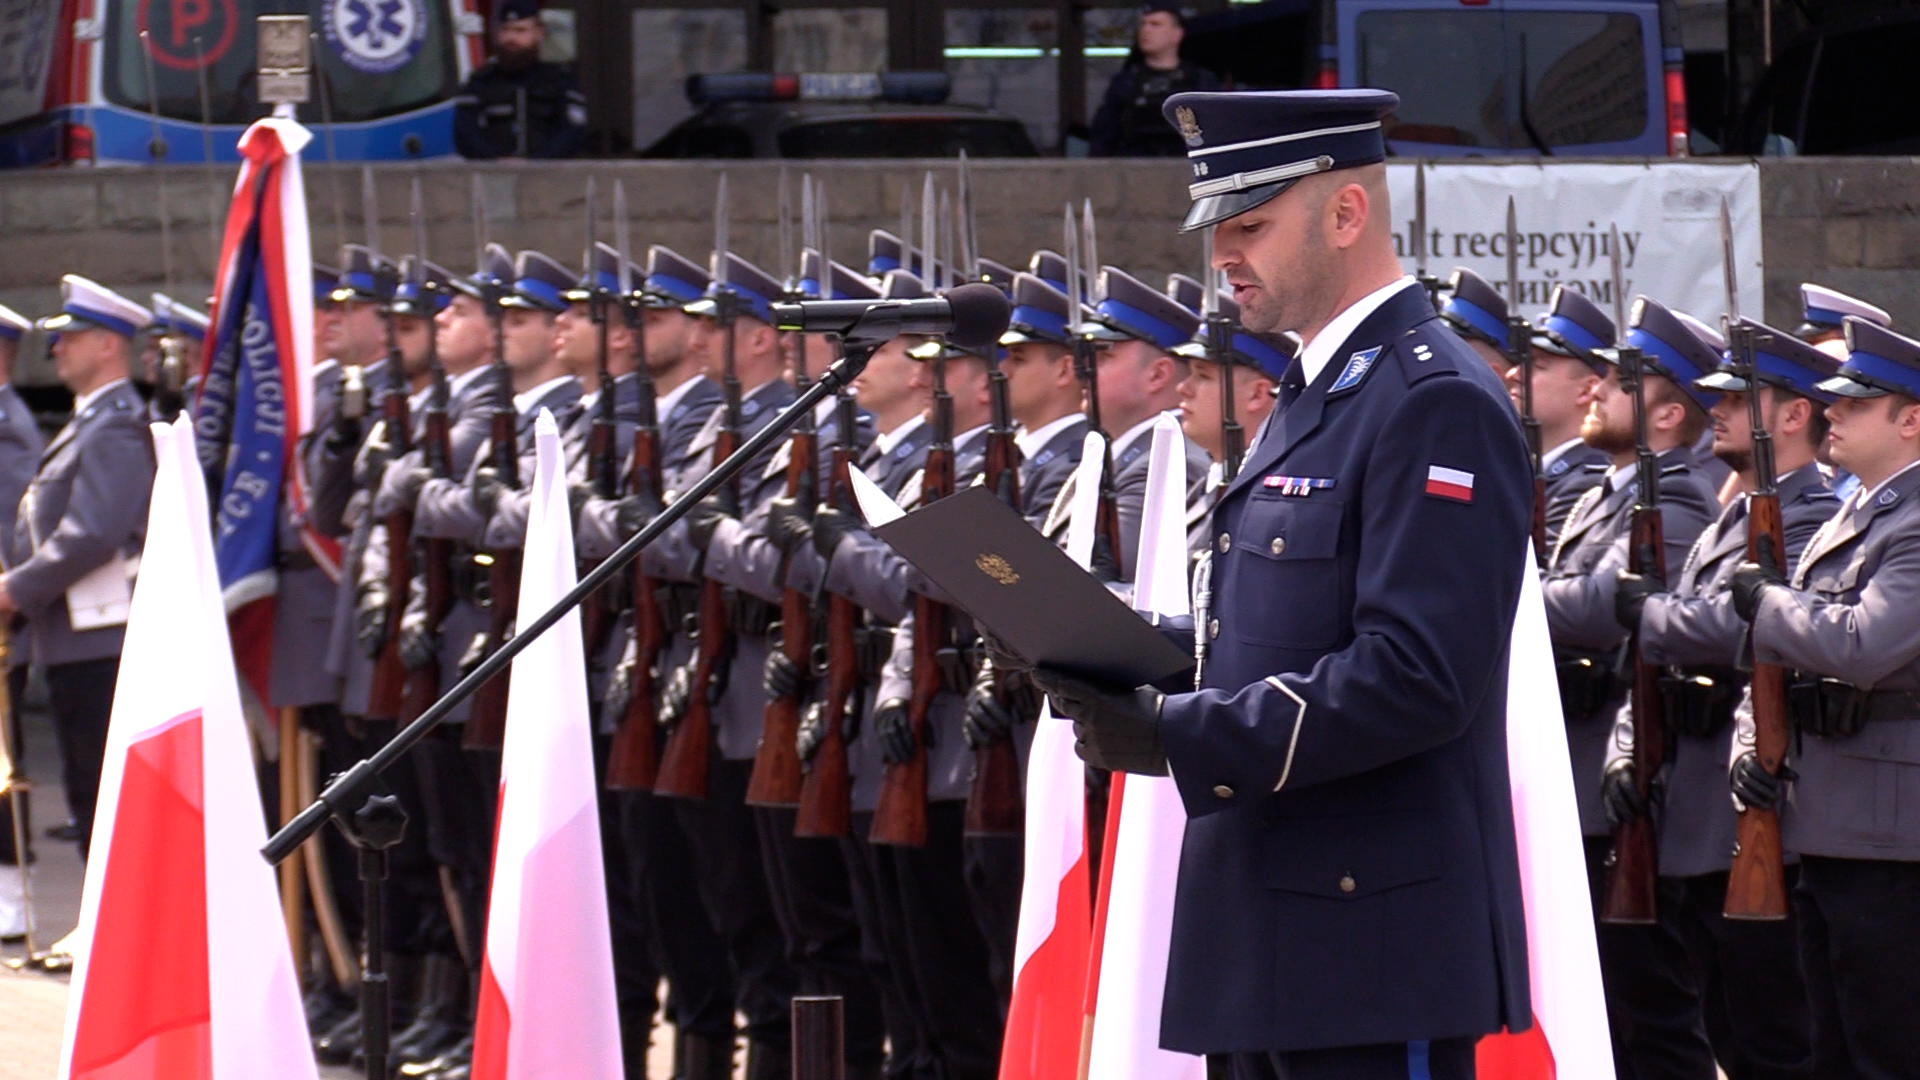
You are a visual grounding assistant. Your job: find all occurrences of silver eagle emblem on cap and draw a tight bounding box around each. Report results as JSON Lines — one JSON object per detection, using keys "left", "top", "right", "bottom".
{"left": 1174, "top": 105, "right": 1203, "bottom": 148}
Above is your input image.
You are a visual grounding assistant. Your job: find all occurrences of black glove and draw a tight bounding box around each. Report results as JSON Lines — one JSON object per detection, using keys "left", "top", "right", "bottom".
{"left": 1731, "top": 532, "right": 1787, "bottom": 623}
{"left": 657, "top": 662, "right": 694, "bottom": 731}
{"left": 614, "top": 486, "right": 663, "bottom": 543}
{"left": 686, "top": 489, "right": 738, "bottom": 553}
{"left": 603, "top": 647, "right": 635, "bottom": 724}
{"left": 1730, "top": 751, "right": 1797, "bottom": 812}
{"left": 471, "top": 465, "right": 505, "bottom": 521}
{"left": 963, "top": 661, "right": 1022, "bottom": 750}
{"left": 874, "top": 697, "right": 918, "bottom": 766}
{"left": 810, "top": 505, "right": 864, "bottom": 563}
{"left": 797, "top": 701, "right": 825, "bottom": 763}
{"left": 397, "top": 609, "right": 437, "bottom": 672}
{"left": 327, "top": 412, "right": 363, "bottom": 454}
{"left": 355, "top": 586, "right": 389, "bottom": 659}
{"left": 1613, "top": 568, "right": 1664, "bottom": 632}
{"left": 979, "top": 629, "right": 1032, "bottom": 676}
{"left": 1601, "top": 760, "right": 1647, "bottom": 829}
{"left": 765, "top": 495, "right": 814, "bottom": 558}
{"left": 764, "top": 648, "right": 808, "bottom": 701}
{"left": 1032, "top": 667, "right": 1167, "bottom": 776}
{"left": 1089, "top": 532, "right": 1121, "bottom": 586}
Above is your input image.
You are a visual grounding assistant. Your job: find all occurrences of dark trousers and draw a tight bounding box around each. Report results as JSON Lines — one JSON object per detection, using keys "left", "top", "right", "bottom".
{"left": 897, "top": 802, "right": 1004, "bottom": 1080}
{"left": 45, "top": 657, "right": 116, "bottom": 857}
{"left": 671, "top": 758, "right": 796, "bottom": 1054}
{"left": 1670, "top": 870, "right": 1813, "bottom": 1080}
{"left": 410, "top": 728, "right": 500, "bottom": 967}
{"left": 1795, "top": 856, "right": 1920, "bottom": 1080}
{"left": 597, "top": 772, "right": 662, "bottom": 1078}
{"left": 307, "top": 703, "right": 369, "bottom": 940}
{"left": 1, "top": 665, "right": 31, "bottom": 865}
{"left": 842, "top": 820, "right": 927, "bottom": 1079}
{"left": 1208, "top": 1036, "right": 1478, "bottom": 1079}
{"left": 1584, "top": 837, "right": 1717, "bottom": 1080}
{"left": 755, "top": 806, "right": 886, "bottom": 1069}
{"left": 961, "top": 830, "right": 1023, "bottom": 1010}
{"left": 356, "top": 717, "right": 447, "bottom": 960}
{"left": 619, "top": 789, "right": 736, "bottom": 1038}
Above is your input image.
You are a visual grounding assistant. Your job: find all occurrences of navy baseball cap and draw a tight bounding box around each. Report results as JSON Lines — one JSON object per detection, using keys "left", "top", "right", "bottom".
{"left": 686, "top": 252, "right": 782, "bottom": 324}
{"left": 1533, "top": 285, "right": 1614, "bottom": 371}
{"left": 1000, "top": 272, "right": 1074, "bottom": 347}
{"left": 1799, "top": 284, "right": 1890, "bottom": 340}
{"left": 643, "top": 245, "right": 711, "bottom": 310}
{"left": 1616, "top": 296, "right": 1723, "bottom": 413}
{"left": 449, "top": 243, "right": 516, "bottom": 302}
{"left": 1820, "top": 319, "right": 1920, "bottom": 400}
{"left": 1080, "top": 266, "right": 1201, "bottom": 351}
{"left": 1696, "top": 317, "right": 1840, "bottom": 404}
{"left": 1163, "top": 89, "right": 1398, "bottom": 232}
{"left": 1171, "top": 291, "right": 1295, "bottom": 380}
{"left": 1440, "top": 268, "right": 1509, "bottom": 350}
{"left": 500, "top": 251, "right": 573, "bottom": 313}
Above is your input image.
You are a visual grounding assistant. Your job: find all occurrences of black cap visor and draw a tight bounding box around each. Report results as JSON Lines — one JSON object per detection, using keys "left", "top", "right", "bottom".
{"left": 1816, "top": 373, "right": 1893, "bottom": 399}
{"left": 1178, "top": 178, "right": 1302, "bottom": 234}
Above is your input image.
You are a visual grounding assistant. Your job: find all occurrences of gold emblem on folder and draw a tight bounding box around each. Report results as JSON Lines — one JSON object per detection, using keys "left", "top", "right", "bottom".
{"left": 975, "top": 553, "right": 1020, "bottom": 586}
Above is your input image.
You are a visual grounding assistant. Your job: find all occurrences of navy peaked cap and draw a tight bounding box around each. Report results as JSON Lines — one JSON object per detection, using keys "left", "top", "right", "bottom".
{"left": 1163, "top": 89, "right": 1398, "bottom": 232}
{"left": 1619, "top": 296, "right": 1722, "bottom": 413}
{"left": 687, "top": 252, "right": 782, "bottom": 324}
{"left": 1000, "top": 272, "right": 1074, "bottom": 347}
{"left": 1080, "top": 266, "right": 1201, "bottom": 351}
{"left": 644, "top": 245, "right": 711, "bottom": 309}
{"left": 1440, "top": 268, "right": 1508, "bottom": 349}
{"left": 1696, "top": 317, "right": 1841, "bottom": 403}
{"left": 1821, "top": 318, "right": 1920, "bottom": 399}
{"left": 500, "top": 250, "right": 573, "bottom": 313}
{"left": 1534, "top": 285, "right": 1613, "bottom": 370}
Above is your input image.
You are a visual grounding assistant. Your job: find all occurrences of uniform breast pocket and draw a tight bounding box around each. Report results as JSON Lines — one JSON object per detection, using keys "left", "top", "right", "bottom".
{"left": 1229, "top": 496, "right": 1346, "bottom": 650}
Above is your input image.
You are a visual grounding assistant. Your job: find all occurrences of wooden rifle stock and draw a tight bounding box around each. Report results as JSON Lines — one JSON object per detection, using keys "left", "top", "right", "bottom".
{"left": 966, "top": 425, "right": 1025, "bottom": 837}
{"left": 1602, "top": 501, "right": 1667, "bottom": 924}
{"left": 1532, "top": 473, "right": 1550, "bottom": 558}
{"left": 796, "top": 393, "right": 862, "bottom": 837}
{"left": 400, "top": 406, "right": 454, "bottom": 723}
{"left": 654, "top": 425, "right": 741, "bottom": 800}
{"left": 606, "top": 422, "right": 664, "bottom": 790}
{"left": 747, "top": 425, "right": 817, "bottom": 807}
{"left": 578, "top": 418, "right": 619, "bottom": 659}
{"left": 368, "top": 387, "right": 413, "bottom": 717}
{"left": 463, "top": 406, "right": 520, "bottom": 750}
{"left": 1725, "top": 490, "right": 1790, "bottom": 919}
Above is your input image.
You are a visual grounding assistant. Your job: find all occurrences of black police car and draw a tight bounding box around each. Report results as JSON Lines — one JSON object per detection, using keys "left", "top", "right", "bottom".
{"left": 642, "top": 72, "right": 1038, "bottom": 159}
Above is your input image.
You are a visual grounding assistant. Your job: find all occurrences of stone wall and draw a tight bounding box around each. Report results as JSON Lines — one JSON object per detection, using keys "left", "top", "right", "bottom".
{"left": 0, "top": 157, "right": 1914, "bottom": 385}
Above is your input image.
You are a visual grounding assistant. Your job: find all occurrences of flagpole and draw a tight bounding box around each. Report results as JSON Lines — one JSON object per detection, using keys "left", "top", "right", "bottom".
{"left": 277, "top": 706, "right": 306, "bottom": 968}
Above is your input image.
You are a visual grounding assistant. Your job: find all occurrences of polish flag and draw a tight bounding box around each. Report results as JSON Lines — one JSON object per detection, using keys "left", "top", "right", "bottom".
{"left": 1477, "top": 544, "right": 1615, "bottom": 1079}
{"left": 999, "top": 433, "right": 1105, "bottom": 1080}
{"left": 57, "top": 418, "right": 316, "bottom": 1080}
{"left": 472, "top": 411, "right": 623, "bottom": 1080}
{"left": 1085, "top": 415, "right": 1205, "bottom": 1080}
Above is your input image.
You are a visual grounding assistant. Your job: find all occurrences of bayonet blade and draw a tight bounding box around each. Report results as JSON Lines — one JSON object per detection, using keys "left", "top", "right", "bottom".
{"left": 899, "top": 181, "right": 912, "bottom": 276}
{"left": 713, "top": 173, "right": 729, "bottom": 286}
{"left": 959, "top": 150, "right": 980, "bottom": 281}
{"left": 1082, "top": 198, "right": 1100, "bottom": 303}
{"left": 1414, "top": 161, "right": 1429, "bottom": 276}
{"left": 470, "top": 173, "right": 485, "bottom": 275}
{"left": 1609, "top": 223, "right": 1629, "bottom": 334}
{"left": 1201, "top": 231, "right": 1216, "bottom": 319}
{"left": 801, "top": 175, "right": 816, "bottom": 261}
{"left": 584, "top": 175, "right": 598, "bottom": 277}
{"left": 817, "top": 183, "right": 831, "bottom": 287}
{"left": 921, "top": 172, "right": 937, "bottom": 287}
{"left": 361, "top": 166, "right": 380, "bottom": 258}
{"left": 614, "top": 179, "right": 632, "bottom": 297}
{"left": 1504, "top": 196, "right": 1519, "bottom": 318}
{"left": 1064, "top": 204, "right": 1083, "bottom": 313}
{"left": 410, "top": 175, "right": 427, "bottom": 269}
{"left": 940, "top": 189, "right": 955, "bottom": 293}
{"left": 1719, "top": 197, "right": 1740, "bottom": 324}
{"left": 778, "top": 166, "right": 793, "bottom": 288}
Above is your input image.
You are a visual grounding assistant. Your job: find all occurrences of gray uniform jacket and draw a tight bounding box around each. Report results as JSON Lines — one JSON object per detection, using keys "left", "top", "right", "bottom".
{"left": 412, "top": 378, "right": 582, "bottom": 545}
{"left": 0, "top": 384, "right": 46, "bottom": 549}
{"left": 1541, "top": 447, "right": 1718, "bottom": 836}
{"left": 1022, "top": 417, "right": 1090, "bottom": 531}
{"left": 8, "top": 381, "right": 153, "bottom": 667}
{"left": 574, "top": 377, "right": 723, "bottom": 562}
{"left": 268, "top": 360, "right": 345, "bottom": 707}
{"left": 1542, "top": 442, "right": 1610, "bottom": 550}
{"left": 1752, "top": 463, "right": 1920, "bottom": 861}
{"left": 1623, "top": 463, "right": 1836, "bottom": 876}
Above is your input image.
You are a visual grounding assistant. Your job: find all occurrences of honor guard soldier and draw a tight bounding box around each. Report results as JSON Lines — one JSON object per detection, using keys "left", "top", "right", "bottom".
{"left": 1518, "top": 285, "right": 1614, "bottom": 546}
{"left": 585, "top": 243, "right": 736, "bottom": 1080}
{"left": 1608, "top": 321, "right": 1836, "bottom": 1079}
{"left": 451, "top": 0, "right": 586, "bottom": 160}
{"left": 1795, "top": 284, "right": 1890, "bottom": 348}
{"left": 2, "top": 277, "right": 154, "bottom": 858}
{"left": 1059, "top": 266, "right": 1213, "bottom": 572}
{"left": 1037, "top": 89, "right": 1534, "bottom": 1079}
{"left": 1439, "top": 267, "right": 1516, "bottom": 377}
{"left": 1540, "top": 295, "right": 1721, "bottom": 1074}
{"left": 1172, "top": 288, "right": 1292, "bottom": 545}
{"left": 1732, "top": 319, "right": 1920, "bottom": 1079}
{"left": 0, "top": 301, "right": 45, "bottom": 933}
{"left": 145, "top": 293, "right": 206, "bottom": 422}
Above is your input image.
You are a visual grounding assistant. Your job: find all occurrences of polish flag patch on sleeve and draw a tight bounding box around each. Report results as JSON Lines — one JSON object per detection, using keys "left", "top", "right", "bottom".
{"left": 1425, "top": 464, "right": 1475, "bottom": 503}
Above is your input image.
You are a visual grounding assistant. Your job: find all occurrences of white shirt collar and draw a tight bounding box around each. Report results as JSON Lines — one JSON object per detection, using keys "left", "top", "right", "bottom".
{"left": 1112, "top": 412, "right": 1168, "bottom": 459}
{"left": 1297, "top": 277, "right": 1419, "bottom": 387}
{"left": 73, "top": 378, "right": 129, "bottom": 417}
{"left": 875, "top": 413, "right": 926, "bottom": 457}
{"left": 1542, "top": 437, "right": 1587, "bottom": 471}
{"left": 449, "top": 365, "right": 488, "bottom": 398}
{"left": 814, "top": 396, "right": 837, "bottom": 427}
{"left": 513, "top": 375, "right": 575, "bottom": 415}
{"left": 409, "top": 384, "right": 432, "bottom": 411}
{"left": 1016, "top": 411, "right": 1085, "bottom": 458}
{"left": 655, "top": 374, "right": 704, "bottom": 418}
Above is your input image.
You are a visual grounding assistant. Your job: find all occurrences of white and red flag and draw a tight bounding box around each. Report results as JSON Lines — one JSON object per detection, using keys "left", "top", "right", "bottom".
{"left": 1477, "top": 544, "right": 1615, "bottom": 1078}
{"left": 57, "top": 417, "right": 316, "bottom": 1080}
{"left": 472, "top": 411, "right": 623, "bottom": 1080}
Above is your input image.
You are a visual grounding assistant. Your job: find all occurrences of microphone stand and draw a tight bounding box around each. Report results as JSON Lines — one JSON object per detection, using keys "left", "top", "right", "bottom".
{"left": 264, "top": 324, "right": 892, "bottom": 865}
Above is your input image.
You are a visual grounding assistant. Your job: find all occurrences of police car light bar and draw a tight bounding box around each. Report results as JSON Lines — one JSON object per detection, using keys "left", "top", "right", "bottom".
{"left": 686, "top": 72, "right": 951, "bottom": 106}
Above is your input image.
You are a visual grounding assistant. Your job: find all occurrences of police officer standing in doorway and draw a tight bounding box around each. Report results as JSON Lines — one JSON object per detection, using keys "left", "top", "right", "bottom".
{"left": 1038, "top": 90, "right": 1534, "bottom": 1079}
{"left": 1089, "top": 3, "right": 1221, "bottom": 157}
{"left": 452, "top": 0, "right": 587, "bottom": 160}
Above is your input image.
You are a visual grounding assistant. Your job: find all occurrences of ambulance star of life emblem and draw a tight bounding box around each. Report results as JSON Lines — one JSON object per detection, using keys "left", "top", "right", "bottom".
{"left": 1174, "top": 106, "right": 1204, "bottom": 148}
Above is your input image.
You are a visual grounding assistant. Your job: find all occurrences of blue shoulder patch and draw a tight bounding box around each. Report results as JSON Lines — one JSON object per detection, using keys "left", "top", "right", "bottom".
{"left": 1328, "top": 346, "right": 1383, "bottom": 395}
{"left": 1546, "top": 457, "right": 1571, "bottom": 478}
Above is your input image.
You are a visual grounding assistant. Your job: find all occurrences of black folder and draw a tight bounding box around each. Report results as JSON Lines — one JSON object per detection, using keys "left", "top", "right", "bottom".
{"left": 873, "top": 485, "right": 1196, "bottom": 688}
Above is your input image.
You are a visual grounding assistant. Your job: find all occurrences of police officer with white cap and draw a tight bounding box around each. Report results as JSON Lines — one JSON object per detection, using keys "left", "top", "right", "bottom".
{"left": 0, "top": 301, "right": 44, "bottom": 931}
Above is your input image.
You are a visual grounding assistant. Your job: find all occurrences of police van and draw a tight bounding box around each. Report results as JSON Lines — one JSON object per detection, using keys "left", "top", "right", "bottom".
{"left": 0, "top": 0, "right": 487, "bottom": 167}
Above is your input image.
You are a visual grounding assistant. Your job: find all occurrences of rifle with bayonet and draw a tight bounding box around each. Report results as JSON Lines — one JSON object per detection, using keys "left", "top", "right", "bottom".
{"left": 1413, "top": 162, "right": 1441, "bottom": 312}
{"left": 366, "top": 170, "right": 413, "bottom": 719}
{"left": 964, "top": 156, "right": 1025, "bottom": 838}
{"left": 1204, "top": 232, "right": 1243, "bottom": 482}
{"left": 401, "top": 180, "right": 453, "bottom": 725}
{"left": 796, "top": 352, "right": 861, "bottom": 839}
{"left": 605, "top": 184, "right": 663, "bottom": 790}
{"left": 1721, "top": 199, "right": 1790, "bottom": 922}
{"left": 1066, "top": 201, "right": 1125, "bottom": 577}
{"left": 580, "top": 179, "right": 620, "bottom": 662}
{"left": 656, "top": 178, "right": 740, "bottom": 800}
{"left": 1601, "top": 223, "right": 1666, "bottom": 926}
{"left": 462, "top": 242, "right": 524, "bottom": 750}
{"left": 1506, "top": 198, "right": 1548, "bottom": 560}
{"left": 748, "top": 176, "right": 813, "bottom": 808}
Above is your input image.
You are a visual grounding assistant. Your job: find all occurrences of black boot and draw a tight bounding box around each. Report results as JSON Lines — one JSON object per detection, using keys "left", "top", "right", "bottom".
{"left": 400, "top": 1033, "right": 471, "bottom": 1079}
{"left": 312, "top": 1008, "right": 363, "bottom": 1065}
{"left": 393, "top": 953, "right": 469, "bottom": 1069}
{"left": 677, "top": 1031, "right": 736, "bottom": 1080}
{"left": 744, "top": 1038, "right": 789, "bottom": 1080}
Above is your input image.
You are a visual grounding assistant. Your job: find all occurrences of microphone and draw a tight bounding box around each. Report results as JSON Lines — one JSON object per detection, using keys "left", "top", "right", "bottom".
{"left": 772, "top": 282, "right": 1011, "bottom": 349}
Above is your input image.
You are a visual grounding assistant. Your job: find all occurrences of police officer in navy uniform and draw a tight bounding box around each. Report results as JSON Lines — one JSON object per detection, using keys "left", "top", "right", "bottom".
{"left": 1037, "top": 90, "right": 1533, "bottom": 1079}
{"left": 1731, "top": 318, "right": 1920, "bottom": 1079}
{"left": 1607, "top": 321, "right": 1835, "bottom": 1080}
{"left": 4, "top": 278, "right": 155, "bottom": 859}
{"left": 1539, "top": 295, "right": 1721, "bottom": 1078}
{"left": 451, "top": 0, "right": 587, "bottom": 160}
{"left": 1089, "top": 2, "right": 1222, "bottom": 156}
